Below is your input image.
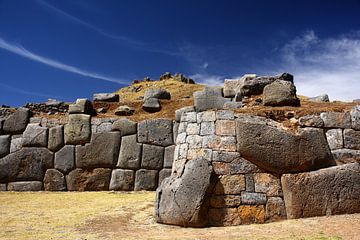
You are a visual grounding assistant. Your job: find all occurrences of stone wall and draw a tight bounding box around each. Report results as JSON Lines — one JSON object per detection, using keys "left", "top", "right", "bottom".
{"left": 0, "top": 108, "right": 175, "bottom": 191}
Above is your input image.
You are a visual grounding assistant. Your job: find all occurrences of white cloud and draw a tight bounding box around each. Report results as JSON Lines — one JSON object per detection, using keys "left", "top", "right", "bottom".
{"left": 190, "top": 73, "right": 224, "bottom": 86}
{"left": 203, "top": 62, "right": 209, "bottom": 69}
{"left": 279, "top": 30, "right": 360, "bottom": 101}
{"left": 0, "top": 37, "right": 126, "bottom": 84}
{"left": 0, "top": 82, "right": 63, "bottom": 100}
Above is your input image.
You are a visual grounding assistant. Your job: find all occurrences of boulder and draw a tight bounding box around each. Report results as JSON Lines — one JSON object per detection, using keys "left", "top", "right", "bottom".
{"left": 142, "top": 97, "right": 161, "bottom": 113}
{"left": 7, "top": 181, "right": 43, "bottom": 191}
{"left": 64, "top": 114, "right": 91, "bottom": 145}
{"left": 325, "top": 129, "right": 344, "bottom": 150}
{"left": 175, "top": 106, "right": 195, "bottom": 122}
{"left": 158, "top": 168, "right": 172, "bottom": 186}
{"left": 298, "top": 115, "right": 324, "bottom": 128}
{"left": 76, "top": 132, "right": 120, "bottom": 168}
{"left": 117, "top": 134, "right": 142, "bottom": 169}
{"left": 144, "top": 89, "right": 171, "bottom": 100}
{"left": 163, "top": 145, "right": 175, "bottom": 168}
{"left": 66, "top": 168, "right": 111, "bottom": 191}
{"left": 43, "top": 169, "right": 66, "bottom": 191}
{"left": 0, "top": 147, "right": 53, "bottom": 182}
{"left": 223, "top": 102, "right": 244, "bottom": 109}
{"left": 54, "top": 145, "right": 75, "bottom": 174}
{"left": 141, "top": 144, "right": 164, "bottom": 170}
{"left": 236, "top": 115, "right": 335, "bottom": 174}
{"left": 0, "top": 135, "right": 10, "bottom": 158}
{"left": 138, "top": 119, "right": 173, "bottom": 147}
{"left": 281, "top": 163, "right": 360, "bottom": 219}
{"left": 173, "top": 73, "right": 195, "bottom": 84}
{"left": 109, "top": 169, "right": 135, "bottom": 191}
{"left": 156, "top": 158, "right": 213, "bottom": 227}
{"left": 223, "top": 74, "right": 257, "bottom": 98}
{"left": 265, "top": 197, "right": 287, "bottom": 221}
{"left": 10, "top": 135, "right": 23, "bottom": 153}
{"left": 3, "top": 108, "right": 30, "bottom": 134}
{"left": 0, "top": 184, "right": 6, "bottom": 191}
{"left": 350, "top": 106, "right": 360, "bottom": 130}
{"left": 68, "top": 98, "right": 94, "bottom": 115}
{"left": 114, "top": 105, "right": 135, "bottom": 116}
{"left": 134, "top": 169, "right": 158, "bottom": 191}
{"left": 93, "top": 93, "right": 119, "bottom": 102}
{"left": 320, "top": 112, "right": 351, "bottom": 129}
{"left": 331, "top": 149, "right": 360, "bottom": 164}
{"left": 22, "top": 124, "right": 48, "bottom": 147}
{"left": 194, "top": 86, "right": 231, "bottom": 112}
{"left": 309, "top": 94, "right": 330, "bottom": 102}
{"left": 159, "top": 72, "right": 172, "bottom": 81}
{"left": 48, "top": 126, "right": 64, "bottom": 152}
{"left": 344, "top": 129, "right": 360, "bottom": 150}
{"left": 263, "top": 80, "right": 300, "bottom": 106}
{"left": 112, "top": 118, "right": 137, "bottom": 136}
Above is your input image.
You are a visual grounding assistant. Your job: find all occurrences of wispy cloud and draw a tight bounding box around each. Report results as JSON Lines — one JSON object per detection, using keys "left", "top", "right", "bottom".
{"left": 278, "top": 30, "right": 360, "bottom": 101}
{"left": 190, "top": 73, "right": 224, "bottom": 86}
{"left": 0, "top": 82, "right": 64, "bottom": 100}
{"left": 0, "top": 37, "right": 126, "bottom": 84}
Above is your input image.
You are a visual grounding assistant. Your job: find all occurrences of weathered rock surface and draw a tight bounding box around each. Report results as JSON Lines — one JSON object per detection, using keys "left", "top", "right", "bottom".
{"left": 158, "top": 168, "right": 172, "bottom": 186}
{"left": 213, "top": 175, "right": 245, "bottom": 195}
{"left": 0, "top": 147, "right": 53, "bottom": 182}
{"left": 115, "top": 105, "right": 135, "bottom": 116}
{"left": 156, "top": 158, "right": 213, "bottom": 227}
{"left": 325, "top": 129, "right": 344, "bottom": 150}
{"left": 68, "top": 98, "right": 94, "bottom": 115}
{"left": 76, "top": 132, "right": 120, "bottom": 168}
{"left": 134, "top": 169, "right": 158, "bottom": 191}
{"left": 10, "top": 135, "right": 23, "bottom": 153}
{"left": 138, "top": 119, "right": 173, "bottom": 147}
{"left": 265, "top": 197, "right": 287, "bottom": 221}
{"left": 194, "top": 86, "right": 230, "bottom": 112}
{"left": 3, "top": 108, "right": 30, "bottom": 134}
{"left": 117, "top": 134, "right": 142, "bottom": 169}
{"left": 0, "top": 183, "right": 6, "bottom": 191}
{"left": 109, "top": 169, "right": 134, "bottom": 191}
{"left": 263, "top": 80, "right": 300, "bottom": 107}
{"left": 298, "top": 115, "right": 324, "bottom": 128}
{"left": 332, "top": 149, "right": 360, "bottom": 164}
{"left": 236, "top": 115, "right": 334, "bottom": 174}
{"left": 0, "top": 135, "right": 10, "bottom": 158}
{"left": 43, "top": 169, "right": 66, "bottom": 191}
{"left": 282, "top": 163, "right": 360, "bottom": 219}
{"left": 112, "top": 118, "right": 137, "bottom": 136}
{"left": 66, "top": 168, "right": 111, "bottom": 191}
{"left": 175, "top": 106, "right": 195, "bottom": 122}
{"left": 142, "top": 98, "right": 161, "bottom": 113}
{"left": 351, "top": 106, "right": 360, "bottom": 130}
{"left": 64, "top": 114, "right": 91, "bottom": 145}
{"left": 163, "top": 145, "right": 175, "bottom": 168}
{"left": 54, "top": 145, "right": 75, "bottom": 174}
{"left": 144, "top": 89, "right": 171, "bottom": 100}
{"left": 93, "top": 93, "right": 119, "bottom": 102}
{"left": 344, "top": 129, "right": 360, "bottom": 150}
{"left": 22, "top": 124, "right": 48, "bottom": 147}
{"left": 309, "top": 94, "right": 330, "bottom": 102}
{"left": 7, "top": 181, "right": 43, "bottom": 191}
{"left": 48, "top": 126, "right": 64, "bottom": 152}
{"left": 320, "top": 112, "right": 351, "bottom": 129}
{"left": 141, "top": 144, "right": 164, "bottom": 170}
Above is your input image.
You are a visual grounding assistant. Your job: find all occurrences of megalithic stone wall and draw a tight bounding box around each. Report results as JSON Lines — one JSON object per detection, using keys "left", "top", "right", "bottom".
{"left": 0, "top": 108, "right": 176, "bottom": 191}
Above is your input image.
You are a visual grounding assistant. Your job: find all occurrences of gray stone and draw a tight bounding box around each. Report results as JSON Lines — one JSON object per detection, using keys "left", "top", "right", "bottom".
{"left": 22, "top": 124, "right": 48, "bottom": 147}
{"left": 266, "top": 197, "right": 287, "bottom": 221}
{"left": 109, "top": 169, "right": 135, "bottom": 191}
{"left": 186, "top": 135, "right": 203, "bottom": 149}
{"left": 7, "top": 181, "right": 43, "bottom": 191}
{"left": 194, "top": 86, "right": 231, "bottom": 112}
{"left": 197, "top": 111, "right": 216, "bottom": 123}
{"left": 48, "top": 126, "right": 64, "bottom": 152}
{"left": 212, "top": 157, "right": 262, "bottom": 175}
{"left": 236, "top": 116, "right": 335, "bottom": 174}
{"left": 263, "top": 80, "right": 300, "bottom": 106}
{"left": 344, "top": 129, "right": 360, "bottom": 150}
{"left": 282, "top": 163, "right": 360, "bottom": 219}
{"left": 216, "top": 110, "right": 235, "bottom": 120}
{"left": 326, "top": 129, "right": 344, "bottom": 150}
{"left": 112, "top": 118, "right": 137, "bottom": 136}
{"left": 298, "top": 115, "right": 324, "bottom": 128}
{"left": 0, "top": 184, "right": 6, "bottom": 191}
{"left": 173, "top": 121, "right": 179, "bottom": 143}
{"left": 223, "top": 74, "right": 258, "bottom": 97}
{"left": 10, "top": 135, "right": 23, "bottom": 153}
{"left": 309, "top": 94, "right": 330, "bottom": 102}
{"left": 141, "top": 144, "right": 164, "bottom": 170}
{"left": 176, "top": 132, "right": 187, "bottom": 144}
{"left": 54, "top": 145, "right": 75, "bottom": 174}
{"left": 331, "top": 149, "right": 360, "bottom": 164}
{"left": 96, "top": 122, "right": 112, "bottom": 133}
{"left": 320, "top": 112, "right": 351, "bottom": 129}
{"left": 0, "top": 119, "right": 3, "bottom": 134}
{"left": 115, "top": 105, "right": 135, "bottom": 116}
{"left": 350, "top": 106, "right": 360, "bottom": 130}
{"left": 64, "top": 114, "right": 91, "bottom": 145}
{"left": 254, "top": 173, "right": 283, "bottom": 197}
{"left": 186, "top": 123, "right": 200, "bottom": 135}
{"left": 0, "top": 147, "right": 53, "bottom": 182}
{"left": 158, "top": 168, "right": 172, "bottom": 186}
{"left": 212, "top": 151, "right": 240, "bottom": 162}
{"left": 138, "top": 119, "right": 173, "bottom": 146}
{"left": 156, "top": 158, "right": 213, "bottom": 227}
{"left": 117, "top": 134, "right": 142, "bottom": 169}
{"left": 43, "top": 169, "right": 66, "bottom": 191}
{"left": 241, "top": 192, "right": 267, "bottom": 205}
{"left": 164, "top": 145, "right": 175, "bottom": 168}
{"left": 213, "top": 175, "right": 245, "bottom": 195}
{"left": 181, "top": 112, "right": 197, "bottom": 123}
{"left": 144, "top": 89, "right": 171, "bottom": 100}
{"left": 175, "top": 106, "right": 195, "bottom": 122}
{"left": 223, "top": 102, "right": 244, "bottom": 109}
{"left": 3, "top": 108, "right": 30, "bottom": 134}
{"left": 142, "top": 98, "right": 161, "bottom": 113}
{"left": 76, "top": 132, "right": 120, "bottom": 168}
{"left": 134, "top": 169, "right": 158, "bottom": 191}
{"left": 68, "top": 98, "right": 94, "bottom": 115}
{"left": 200, "top": 122, "right": 215, "bottom": 135}
{"left": 245, "top": 174, "right": 255, "bottom": 192}
{"left": 354, "top": 99, "right": 360, "bottom": 103}
{"left": 93, "top": 93, "right": 119, "bottom": 102}
{"left": 0, "top": 135, "right": 10, "bottom": 158}
{"left": 66, "top": 168, "right": 111, "bottom": 191}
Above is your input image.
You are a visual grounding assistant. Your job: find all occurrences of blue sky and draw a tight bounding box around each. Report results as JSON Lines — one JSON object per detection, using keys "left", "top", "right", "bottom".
{"left": 0, "top": 0, "right": 360, "bottom": 106}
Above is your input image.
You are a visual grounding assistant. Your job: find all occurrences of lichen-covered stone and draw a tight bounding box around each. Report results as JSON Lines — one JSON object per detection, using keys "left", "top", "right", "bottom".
{"left": 109, "top": 169, "right": 134, "bottom": 191}
{"left": 138, "top": 119, "right": 173, "bottom": 146}
{"left": 117, "top": 134, "right": 142, "bottom": 169}
{"left": 54, "top": 145, "right": 75, "bottom": 174}
{"left": 22, "top": 124, "right": 48, "bottom": 147}
{"left": 238, "top": 205, "right": 266, "bottom": 224}
{"left": 194, "top": 87, "right": 231, "bottom": 112}
{"left": 320, "top": 112, "right": 351, "bottom": 128}
{"left": 200, "top": 122, "right": 215, "bottom": 135}
{"left": 134, "top": 169, "right": 158, "bottom": 191}
{"left": 68, "top": 98, "right": 94, "bottom": 115}
{"left": 141, "top": 144, "right": 164, "bottom": 170}
{"left": 48, "top": 126, "right": 64, "bottom": 152}
{"left": 181, "top": 112, "right": 197, "bottom": 123}
{"left": 344, "top": 129, "right": 360, "bottom": 150}
{"left": 43, "top": 169, "right": 66, "bottom": 191}
{"left": 263, "top": 80, "right": 300, "bottom": 107}
{"left": 245, "top": 174, "right": 255, "bottom": 192}
{"left": 66, "top": 168, "right": 111, "bottom": 191}
{"left": 216, "top": 110, "right": 234, "bottom": 120}
{"left": 7, "top": 181, "right": 43, "bottom": 191}
{"left": 176, "top": 132, "right": 187, "bottom": 144}
{"left": 213, "top": 175, "right": 245, "bottom": 195}
{"left": 64, "top": 114, "right": 91, "bottom": 145}
{"left": 187, "top": 148, "right": 212, "bottom": 161}
{"left": 325, "top": 129, "right": 344, "bottom": 150}
{"left": 254, "top": 173, "right": 282, "bottom": 197}
{"left": 212, "top": 151, "right": 240, "bottom": 162}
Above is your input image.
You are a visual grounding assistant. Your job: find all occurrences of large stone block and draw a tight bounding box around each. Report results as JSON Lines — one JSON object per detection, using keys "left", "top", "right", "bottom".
{"left": 93, "top": 93, "right": 119, "bottom": 102}
{"left": 48, "top": 126, "right": 64, "bottom": 152}
{"left": 215, "top": 120, "right": 236, "bottom": 136}
{"left": 238, "top": 205, "right": 266, "bottom": 224}
{"left": 163, "top": 145, "right": 175, "bottom": 168}
{"left": 134, "top": 169, "right": 158, "bottom": 191}
{"left": 156, "top": 158, "right": 213, "bottom": 227}
{"left": 10, "top": 135, "right": 23, "bottom": 153}
{"left": 112, "top": 118, "right": 137, "bottom": 136}
{"left": 213, "top": 175, "right": 245, "bottom": 195}
{"left": 109, "top": 169, "right": 135, "bottom": 191}
{"left": 254, "top": 173, "right": 282, "bottom": 197}
{"left": 7, "top": 181, "right": 43, "bottom": 191}
{"left": 298, "top": 115, "right": 324, "bottom": 128}
{"left": 2, "top": 108, "right": 30, "bottom": 134}
{"left": 22, "top": 124, "right": 48, "bottom": 147}
{"left": 43, "top": 169, "right": 66, "bottom": 191}
{"left": 138, "top": 119, "right": 173, "bottom": 146}
{"left": 158, "top": 168, "right": 171, "bottom": 186}
{"left": 64, "top": 114, "right": 91, "bottom": 145}
{"left": 0, "top": 147, "right": 53, "bottom": 182}
{"left": 175, "top": 106, "right": 195, "bottom": 122}
{"left": 344, "top": 129, "right": 360, "bottom": 150}
{"left": 281, "top": 163, "right": 360, "bottom": 219}
{"left": 236, "top": 115, "right": 334, "bottom": 174}
{"left": 76, "top": 132, "right": 120, "bottom": 168}
{"left": 350, "top": 106, "right": 360, "bottom": 130}
{"left": 194, "top": 87, "right": 231, "bottom": 112}
{"left": 141, "top": 144, "right": 164, "bottom": 170}
{"left": 0, "top": 135, "right": 10, "bottom": 158}
{"left": 66, "top": 168, "right": 111, "bottom": 191}
{"left": 212, "top": 158, "right": 262, "bottom": 175}
{"left": 325, "top": 129, "right": 343, "bottom": 150}
{"left": 210, "top": 195, "right": 241, "bottom": 208}
{"left": 54, "top": 145, "right": 75, "bottom": 174}
{"left": 0, "top": 183, "right": 6, "bottom": 191}
{"left": 68, "top": 98, "right": 94, "bottom": 115}
{"left": 320, "top": 112, "right": 351, "bottom": 129}
{"left": 265, "top": 197, "right": 287, "bottom": 221}
{"left": 208, "top": 208, "right": 241, "bottom": 226}
{"left": 117, "top": 134, "right": 142, "bottom": 169}
{"left": 240, "top": 192, "right": 267, "bottom": 205}
{"left": 263, "top": 80, "right": 300, "bottom": 107}
{"left": 331, "top": 149, "right": 360, "bottom": 164}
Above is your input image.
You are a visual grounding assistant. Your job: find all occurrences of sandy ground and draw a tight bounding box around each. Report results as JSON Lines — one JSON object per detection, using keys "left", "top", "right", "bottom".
{"left": 0, "top": 191, "right": 359, "bottom": 240}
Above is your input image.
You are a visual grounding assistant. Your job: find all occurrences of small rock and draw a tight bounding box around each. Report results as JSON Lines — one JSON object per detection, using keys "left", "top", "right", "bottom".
{"left": 43, "top": 169, "right": 66, "bottom": 191}
{"left": 7, "top": 181, "right": 43, "bottom": 191}
{"left": 309, "top": 94, "right": 330, "bottom": 102}
{"left": 93, "top": 93, "right": 119, "bottom": 102}
{"left": 114, "top": 105, "right": 135, "bottom": 116}
{"left": 144, "top": 89, "right": 171, "bottom": 100}
{"left": 96, "top": 107, "right": 108, "bottom": 113}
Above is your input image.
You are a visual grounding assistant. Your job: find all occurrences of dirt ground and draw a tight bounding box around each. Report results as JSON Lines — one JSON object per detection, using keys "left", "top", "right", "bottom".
{"left": 0, "top": 192, "right": 359, "bottom": 240}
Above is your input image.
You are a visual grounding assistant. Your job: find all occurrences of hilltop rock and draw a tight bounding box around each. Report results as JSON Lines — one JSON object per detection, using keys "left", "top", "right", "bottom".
{"left": 309, "top": 94, "right": 330, "bottom": 102}
{"left": 144, "top": 89, "right": 171, "bottom": 100}
{"left": 93, "top": 93, "right": 119, "bottom": 102}
{"left": 263, "top": 80, "right": 300, "bottom": 107}
{"left": 142, "top": 98, "right": 161, "bottom": 113}
{"left": 68, "top": 98, "right": 95, "bottom": 115}
{"left": 115, "top": 105, "right": 135, "bottom": 116}
{"left": 194, "top": 86, "right": 230, "bottom": 111}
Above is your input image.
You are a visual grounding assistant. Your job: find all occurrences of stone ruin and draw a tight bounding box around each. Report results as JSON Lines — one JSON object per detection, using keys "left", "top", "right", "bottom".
{"left": 0, "top": 72, "right": 359, "bottom": 227}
